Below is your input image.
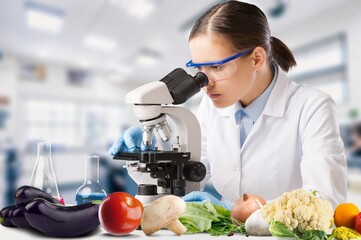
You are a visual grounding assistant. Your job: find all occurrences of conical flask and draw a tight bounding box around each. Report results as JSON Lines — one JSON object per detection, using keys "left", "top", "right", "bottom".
{"left": 75, "top": 155, "right": 107, "bottom": 204}
{"left": 29, "top": 142, "right": 63, "bottom": 204}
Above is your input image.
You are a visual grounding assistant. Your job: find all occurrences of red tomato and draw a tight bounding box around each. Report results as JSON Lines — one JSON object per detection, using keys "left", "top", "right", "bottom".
{"left": 355, "top": 212, "right": 361, "bottom": 234}
{"left": 99, "top": 192, "right": 144, "bottom": 235}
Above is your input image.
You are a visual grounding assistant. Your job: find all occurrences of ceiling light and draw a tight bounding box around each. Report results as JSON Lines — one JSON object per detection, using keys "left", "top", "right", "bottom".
{"left": 110, "top": 0, "right": 159, "bottom": 20}
{"left": 133, "top": 55, "right": 159, "bottom": 67}
{"left": 105, "top": 65, "right": 133, "bottom": 82}
{"left": 38, "top": 49, "right": 49, "bottom": 58}
{"left": 132, "top": 49, "right": 161, "bottom": 67}
{"left": 108, "top": 65, "right": 133, "bottom": 75}
{"left": 129, "top": 0, "right": 156, "bottom": 19}
{"left": 78, "top": 59, "right": 91, "bottom": 68}
{"left": 25, "top": 1, "right": 64, "bottom": 34}
{"left": 105, "top": 71, "right": 128, "bottom": 82}
{"left": 83, "top": 35, "right": 118, "bottom": 51}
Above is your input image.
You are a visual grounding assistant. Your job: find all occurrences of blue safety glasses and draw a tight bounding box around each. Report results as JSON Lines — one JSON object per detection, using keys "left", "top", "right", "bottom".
{"left": 185, "top": 48, "right": 253, "bottom": 81}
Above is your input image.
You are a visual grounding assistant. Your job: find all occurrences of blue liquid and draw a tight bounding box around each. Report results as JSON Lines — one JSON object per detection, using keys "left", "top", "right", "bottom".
{"left": 76, "top": 193, "right": 107, "bottom": 205}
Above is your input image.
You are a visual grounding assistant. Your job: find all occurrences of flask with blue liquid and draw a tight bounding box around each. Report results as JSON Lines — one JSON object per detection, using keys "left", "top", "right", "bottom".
{"left": 75, "top": 155, "right": 107, "bottom": 204}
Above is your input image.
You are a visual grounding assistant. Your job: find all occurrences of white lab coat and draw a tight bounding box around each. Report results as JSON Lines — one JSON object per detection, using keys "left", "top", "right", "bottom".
{"left": 197, "top": 65, "right": 347, "bottom": 208}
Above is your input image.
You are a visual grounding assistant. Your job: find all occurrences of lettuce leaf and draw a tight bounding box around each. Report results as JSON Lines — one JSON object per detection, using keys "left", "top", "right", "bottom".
{"left": 269, "top": 221, "right": 295, "bottom": 237}
{"left": 297, "top": 230, "right": 330, "bottom": 240}
{"left": 269, "top": 221, "right": 331, "bottom": 240}
{"left": 179, "top": 202, "right": 246, "bottom": 236}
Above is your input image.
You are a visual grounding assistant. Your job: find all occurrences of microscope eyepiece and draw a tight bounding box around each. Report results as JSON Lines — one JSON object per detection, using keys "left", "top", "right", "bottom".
{"left": 160, "top": 68, "right": 209, "bottom": 105}
{"left": 194, "top": 72, "right": 208, "bottom": 88}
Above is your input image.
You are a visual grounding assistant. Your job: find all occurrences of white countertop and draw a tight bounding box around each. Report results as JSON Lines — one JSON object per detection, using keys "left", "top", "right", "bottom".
{"left": 0, "top": 226, "right": 279, "bottom": 239}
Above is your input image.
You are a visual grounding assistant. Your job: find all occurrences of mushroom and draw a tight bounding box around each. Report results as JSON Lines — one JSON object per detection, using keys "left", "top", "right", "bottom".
{"left": 141, "top": 195, "right": 187, "bottom": 236}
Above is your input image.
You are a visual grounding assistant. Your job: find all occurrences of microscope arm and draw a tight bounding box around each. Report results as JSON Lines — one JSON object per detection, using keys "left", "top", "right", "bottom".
{"left": 161, "top": 106, "right": 201, "bottom": 162}
{"left": 162, "top": 106, "right": 201, "bottom": 194}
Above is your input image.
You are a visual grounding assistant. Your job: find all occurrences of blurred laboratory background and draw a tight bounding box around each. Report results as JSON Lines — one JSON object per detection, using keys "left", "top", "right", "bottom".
{"left": 0, "top": 0, "right": 361, "bottom": 208}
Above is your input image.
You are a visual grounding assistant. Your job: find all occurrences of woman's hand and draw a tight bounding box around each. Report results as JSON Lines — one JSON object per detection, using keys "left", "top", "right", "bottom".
{"left": 108, "top": 127, "right": 156, "bottom": 155}
{"left": 182, "top": 191, "right": 232, "bottom": 210}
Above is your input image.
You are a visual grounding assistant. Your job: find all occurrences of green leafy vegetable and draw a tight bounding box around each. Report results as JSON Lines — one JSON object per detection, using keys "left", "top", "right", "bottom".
{"left": 179, "top": 202, "right": 245, "bottom": 236}
{"left": 0, "top": 217, "right": 3, "bottom": 224}
{"left": 91, "top": 200, "right": 102, "bottom": 205}
{"left": 269, "top": 221, "right": 331, "bottom": 240}
{"left": 269, "top": 221, "right": 295, "bottom": 238}
{"left": 298, "top": 230, "right": 330, "bottom": 240}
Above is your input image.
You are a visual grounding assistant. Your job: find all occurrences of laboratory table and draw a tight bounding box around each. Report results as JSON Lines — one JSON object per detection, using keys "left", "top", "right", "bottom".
{"left": 0, "top": 227, "right": 280, "bottom": 239}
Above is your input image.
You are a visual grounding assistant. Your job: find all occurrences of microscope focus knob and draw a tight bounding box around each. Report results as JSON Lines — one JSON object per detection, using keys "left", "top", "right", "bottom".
{"left": 183, "top": 161, "right": 206, "bottom": 182}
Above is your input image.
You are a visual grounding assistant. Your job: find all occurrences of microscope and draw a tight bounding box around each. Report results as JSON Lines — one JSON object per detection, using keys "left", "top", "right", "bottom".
{"left": 114, "top": 68, "right": 208, "bottom": 206}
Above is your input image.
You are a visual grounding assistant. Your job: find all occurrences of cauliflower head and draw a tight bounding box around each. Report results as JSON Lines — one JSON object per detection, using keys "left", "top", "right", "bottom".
{"left": 260, "top": 189, "right": 333, "bottom": 232}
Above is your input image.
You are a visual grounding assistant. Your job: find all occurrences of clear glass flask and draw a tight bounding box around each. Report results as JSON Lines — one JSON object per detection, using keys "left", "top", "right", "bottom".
{"left": 75, "top": 155, "right": 107, "bottom": 204}
{"left": 29, "top": 142, "right": 64, "bottom": 204}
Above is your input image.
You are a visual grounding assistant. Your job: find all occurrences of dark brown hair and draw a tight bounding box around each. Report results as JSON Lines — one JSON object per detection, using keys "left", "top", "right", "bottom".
{"left": 189, "top": 1, "right": 296, "bottom": 72}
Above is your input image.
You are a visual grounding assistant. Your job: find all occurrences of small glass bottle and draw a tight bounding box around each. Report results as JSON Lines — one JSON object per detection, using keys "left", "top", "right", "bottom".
{"left": 29, "top": 142, "right": 64, "bottom": 204}
{"left": 75, "top": 155, "right": 107, "bottom": 204}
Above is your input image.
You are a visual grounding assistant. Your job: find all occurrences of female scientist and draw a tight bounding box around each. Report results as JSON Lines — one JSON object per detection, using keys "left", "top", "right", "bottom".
{"left": 109, "top": 1, "right": 347, "bottom": 209}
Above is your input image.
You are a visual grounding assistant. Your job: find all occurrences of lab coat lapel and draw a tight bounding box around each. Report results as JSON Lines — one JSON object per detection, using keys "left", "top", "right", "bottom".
{"left": 216, "top": 101, "right": 242, "bottom": 166}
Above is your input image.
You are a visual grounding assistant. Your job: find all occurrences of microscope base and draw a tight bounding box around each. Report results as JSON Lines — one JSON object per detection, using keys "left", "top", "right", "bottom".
{"left": 135, "top": 193, "right": 168, "bottom": 207}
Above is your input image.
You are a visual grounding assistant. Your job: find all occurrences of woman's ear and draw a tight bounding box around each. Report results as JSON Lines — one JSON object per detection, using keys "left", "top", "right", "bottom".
{"left": 251, "top": 47, "right": 267, "bottom": 70}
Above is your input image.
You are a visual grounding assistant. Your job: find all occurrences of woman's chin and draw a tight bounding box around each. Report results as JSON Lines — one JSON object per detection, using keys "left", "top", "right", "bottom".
{"left": 211, "top": 99, "right": 232, "bottom": 109}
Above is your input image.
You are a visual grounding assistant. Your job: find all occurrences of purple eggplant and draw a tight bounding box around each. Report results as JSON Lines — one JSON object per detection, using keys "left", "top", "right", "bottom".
{"left": 11, "top": 205, "right": 32, "bottom": 228}
{"left": 25, "top": 198, "right": 100, "bottom": 237}
{"left": 15, "top": 185, "right": 61, "bottom": 206}
{"left": 0, "top": 205, "right": 17, "bottom": 227}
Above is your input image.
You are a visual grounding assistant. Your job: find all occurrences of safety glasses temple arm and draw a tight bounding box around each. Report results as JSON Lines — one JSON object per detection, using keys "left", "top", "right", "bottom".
{"left": 185, "top": 48, "right": 253, "bottom": 68}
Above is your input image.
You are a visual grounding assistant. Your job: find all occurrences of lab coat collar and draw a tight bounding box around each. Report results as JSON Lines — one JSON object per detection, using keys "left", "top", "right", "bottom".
{"left": 262, "top": 65, "right": 289, "bottom": 117}
{"left": 218, "top": 64, "right": 289, "bottom": 119}
{"left": 218, "top": 101, "right": 241, "bottom": 119}
{"left": 237, "top": 64, "right": 278, "bottom": 124}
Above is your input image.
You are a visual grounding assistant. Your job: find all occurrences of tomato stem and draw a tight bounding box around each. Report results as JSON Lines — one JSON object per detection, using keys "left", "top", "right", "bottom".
{"left": 243, "top": 193, "right": 248, "bottom": 201}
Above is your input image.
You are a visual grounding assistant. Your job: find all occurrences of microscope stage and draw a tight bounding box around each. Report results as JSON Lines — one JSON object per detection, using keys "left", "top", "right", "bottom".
{"left": 113, "top": 150, "right": 191, "bottom": 163}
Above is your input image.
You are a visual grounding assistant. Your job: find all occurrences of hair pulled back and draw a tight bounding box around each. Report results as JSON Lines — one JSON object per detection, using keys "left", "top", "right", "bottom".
{"left": 189, "top": 1, "right": 296, "bottom": 72}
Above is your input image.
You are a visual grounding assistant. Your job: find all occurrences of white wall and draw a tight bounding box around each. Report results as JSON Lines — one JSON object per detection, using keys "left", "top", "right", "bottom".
{"left": 9, "top": 57, "right": 139, "bottom": 149}
{"left": 0, "top": 54, "right": 17, "bottom": 141}
{"left": 275, "top": 0, "right": 361, "bottom": 119}
{"left": 17, "top": 63, "right": 128, "bottom": 102}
